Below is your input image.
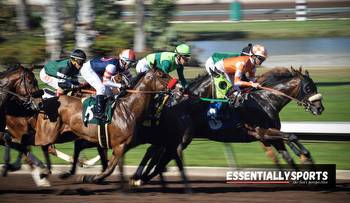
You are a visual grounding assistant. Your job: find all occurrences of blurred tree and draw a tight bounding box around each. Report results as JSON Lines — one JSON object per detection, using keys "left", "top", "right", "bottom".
{"left": 43, "top": 0, "right": 64, "bottom": 60}
{"left": 146, "top": 0, "right": 176, "bottom": 50}
{"left": 75, "top": 0, "right": 95, "bottom": 56}
{"left": 134, "top": 0, "right": 146, "bottom": 52}
{"left": 15, "top": 0, "right": 30, "bottom": 31}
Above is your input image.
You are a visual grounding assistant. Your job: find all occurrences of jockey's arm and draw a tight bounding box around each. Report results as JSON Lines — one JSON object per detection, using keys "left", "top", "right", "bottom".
{"left": 233, "top": 67, "right": 254, "bottom": 90}
{"left": 248, "top": 67, "right": 257, "bottom": 82}
{"left": 176, "top": 65, "right": 187, "bottom": 87}
{"left": 102, "top": 64, "right": 125, "bottom": 88}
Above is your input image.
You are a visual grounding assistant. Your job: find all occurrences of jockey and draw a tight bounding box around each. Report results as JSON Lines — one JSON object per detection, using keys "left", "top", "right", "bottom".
{"left": 136, "top": 43, "right": 191, "bottom": 87}
{"left": 40, "top": 49, "right": 87, "bottom": 96}
{"left": 206, "top": 44, "right": 267, "bottom": 119}
{"left": 80, "top": 49, "right": 136, "bottom": 121}
{"left": 209, "top": 44, "right": 267, "bottom": 93}
{"left": 205, "top": 43, "right": 253, "bottom": 76}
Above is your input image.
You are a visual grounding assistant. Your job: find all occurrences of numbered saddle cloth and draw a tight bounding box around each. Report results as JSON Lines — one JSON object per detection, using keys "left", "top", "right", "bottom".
{"left": 213, "top": 74, "right": 232, "bottom": 99}
{"left": 82, "top": 97, "right": 114, "bottom": 125}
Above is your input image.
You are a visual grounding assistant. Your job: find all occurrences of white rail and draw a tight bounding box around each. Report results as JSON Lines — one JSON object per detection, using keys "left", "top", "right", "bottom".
{"left": 281, "top": 122, "right": 350, "bottom": 134}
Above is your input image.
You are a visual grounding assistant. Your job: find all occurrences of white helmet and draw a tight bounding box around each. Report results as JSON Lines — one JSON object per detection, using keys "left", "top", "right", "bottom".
{"left": 252, "top": 44, "right": 267, "bottom": 58}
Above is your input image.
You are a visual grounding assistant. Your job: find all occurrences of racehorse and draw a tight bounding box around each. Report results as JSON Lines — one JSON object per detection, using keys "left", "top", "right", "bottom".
{"left": 31, "top": 67, "right": 175, "bottom": 187}
{"left": 130, "top": 67, "right": 324, "bottom": 186}
{"left": 0, "top": 65, "right": 43, "bottom": 176}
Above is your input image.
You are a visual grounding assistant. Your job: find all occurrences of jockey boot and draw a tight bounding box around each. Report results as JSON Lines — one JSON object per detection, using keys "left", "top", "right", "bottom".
{"left": 94, "top": 95, "right": 107, "bottom": 122}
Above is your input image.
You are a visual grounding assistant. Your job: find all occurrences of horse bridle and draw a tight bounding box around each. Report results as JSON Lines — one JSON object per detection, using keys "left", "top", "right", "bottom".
{"left": 295, "top": 76, "right": 323, "bottom": 111}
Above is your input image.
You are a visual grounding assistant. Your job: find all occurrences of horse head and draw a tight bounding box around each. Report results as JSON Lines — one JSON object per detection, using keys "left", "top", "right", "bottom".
{"left": 0, "top": 65, "right": 40, "bottom": 98}
{"left": 291, "top": 67, "right": 324, "bottom": 115}
{"left": 136, "top": 67, "right": 175, "bottom": 92}
{"left": 258, "top": 67, "right": 324, "bottom": 115}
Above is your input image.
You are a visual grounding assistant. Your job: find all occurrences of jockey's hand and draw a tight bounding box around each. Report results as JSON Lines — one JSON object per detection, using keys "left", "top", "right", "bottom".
{"left": 78, "top": 82, "right": 90, "bottom": 89}
{"left": 250, "top": 82, "right": 261, "bottom": 89}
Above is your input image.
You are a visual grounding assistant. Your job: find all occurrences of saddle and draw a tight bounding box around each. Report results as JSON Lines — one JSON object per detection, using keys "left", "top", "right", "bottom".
{"left": 82, "top": 96, "right": 115, "bottom": 126}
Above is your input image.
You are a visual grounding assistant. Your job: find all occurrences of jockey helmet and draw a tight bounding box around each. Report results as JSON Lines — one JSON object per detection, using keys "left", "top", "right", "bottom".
{"left": 175, "top": 44, "right": 191, "bottom": 57}
{"left": 70, "top": 49, "right": 87, "bottom": 61}
{"left": 119, "top": 49, "right": 136, "bottom": 66}
{"left": 252, "top": 44, "right": 267, "bottom": 58}
{"left": 70, "top": 49, "right": 86, "bottom": 66}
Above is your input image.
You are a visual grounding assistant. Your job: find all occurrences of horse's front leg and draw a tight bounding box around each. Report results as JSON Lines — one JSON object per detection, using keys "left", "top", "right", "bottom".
{"left": 260, "top": 141, "right": 282, "bottom": 169}
{"left": 80, "top": 144, "right": 124, "bottom": 184}
{"left": 282, "top": 133, "right": 314, "bottom": 164}
{"left": 257, "top": 127, "right": 314, "bottom": 165}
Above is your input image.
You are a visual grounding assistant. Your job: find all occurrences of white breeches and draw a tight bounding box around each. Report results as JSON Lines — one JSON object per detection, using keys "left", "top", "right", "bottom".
{"left": 80, "top": 62, "right": 112, "bottom": 96}
{"left": 39, "top": 68, "right": 60, "bottom": 90}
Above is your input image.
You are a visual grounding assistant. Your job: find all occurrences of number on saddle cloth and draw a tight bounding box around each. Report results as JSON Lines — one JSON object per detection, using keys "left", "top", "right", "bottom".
{"left": 82, "top": 97, "right": 114, "bottom": 126}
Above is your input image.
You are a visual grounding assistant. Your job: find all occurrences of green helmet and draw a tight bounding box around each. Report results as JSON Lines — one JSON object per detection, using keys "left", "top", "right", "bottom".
{"left": 175, "top": 44, "right": 191, "bottom": 57}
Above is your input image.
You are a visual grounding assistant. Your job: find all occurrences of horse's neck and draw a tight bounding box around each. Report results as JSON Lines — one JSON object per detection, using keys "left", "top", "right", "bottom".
{"left": 118, "top": 84, "right": 153, "bottom": 120}
{"left": 190, "top": 77, "right": 212, "bottom": 97}
{"left": 256, "top": 78, "right": 301, "bottom": 112}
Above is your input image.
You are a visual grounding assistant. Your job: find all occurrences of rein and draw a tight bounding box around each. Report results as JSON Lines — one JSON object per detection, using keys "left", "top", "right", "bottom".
{"left": 80, "top": 89, "right": 168, "bottom": 95}
{"left": 0, "top": 88, "right": 28, "bottom": 101}
{"left": 258, "top": 86, "right": 308, "bottom": 106}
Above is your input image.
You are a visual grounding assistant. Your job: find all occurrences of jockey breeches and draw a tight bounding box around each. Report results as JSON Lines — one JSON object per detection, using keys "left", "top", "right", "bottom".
{"left": 40, "top": 68, "right": 60, "bottom": 90}
{"left": 80, "top": 62, "right": 111, "bottom": 95}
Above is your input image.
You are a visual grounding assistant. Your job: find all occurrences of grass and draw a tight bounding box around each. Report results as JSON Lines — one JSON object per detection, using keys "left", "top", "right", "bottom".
{"left": 173, "top": 19, "right": 350, "bottom": 40}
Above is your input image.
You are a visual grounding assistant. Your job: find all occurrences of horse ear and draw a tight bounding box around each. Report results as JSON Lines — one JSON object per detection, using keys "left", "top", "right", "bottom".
{"left": 29, "top": 64, "right": 35, "bottom": 72}
{"left": 298, "top": 66, "right": 302, "bottom": 73}
{"left": 151, "top": 60, "right": 157, "bottom": 71}
{"left": 290, "top": 66, "right": 296, "bottom": 73}
{"left": 305, "top": 70, "right": 310, "bottom": 77}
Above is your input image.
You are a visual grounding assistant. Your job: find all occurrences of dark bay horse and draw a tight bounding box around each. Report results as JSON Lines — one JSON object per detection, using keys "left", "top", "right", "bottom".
{"left": 31, "top": 68, "right": 174, "bottom": 185}
{"left": 0, "top": 65, "right": 43, "bottom": 176}
{"left": 130, "top": 67, "right": 324, "bottom": 185}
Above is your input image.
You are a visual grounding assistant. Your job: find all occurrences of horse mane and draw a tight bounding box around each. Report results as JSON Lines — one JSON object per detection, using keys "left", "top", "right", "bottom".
{"left": 258, "top": 67, "right": 302, "bottom": 87}
{"left": 128, "top": 71, "right": 147, "bottom": 88}
{"left": 0, "top": 65, "right": 24, "bottom": 78}
{"left": 188, "top": 72, "right": 210, "bottom": 90}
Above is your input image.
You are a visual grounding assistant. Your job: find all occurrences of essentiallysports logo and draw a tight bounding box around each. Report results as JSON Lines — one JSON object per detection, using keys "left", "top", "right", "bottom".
{"left": 225, "top": 164, "right": 335, "bottom": 187}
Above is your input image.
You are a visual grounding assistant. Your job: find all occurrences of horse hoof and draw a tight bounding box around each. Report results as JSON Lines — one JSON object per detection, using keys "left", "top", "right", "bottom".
{"left": 59, "top": 171, "right": 72, "bottom": 180}
{"left": 81, "top": 175, "right": 95, "bottom": 183}
{"left": 1, "top": 167, "right": 8, "bottom": 177}
{"left": 129, "top": 179, "right": 142, "bottom": 187}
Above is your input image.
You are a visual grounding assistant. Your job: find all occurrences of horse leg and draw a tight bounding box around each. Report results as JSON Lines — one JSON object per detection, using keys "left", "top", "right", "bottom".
{"left": 10, "top": 151, "right": 23, "bottom": 171}
{"left": 41, "top": 145, "right": 52, "bottom": 173}
{"left": 284, "top": 133, "right": 314, "bottom": 164}
{"left": 141, "top": 151, "right": 170, "bottom": 184}
{"left": 262, "top": 128, "right": 314, "bottom": 165}
{"left": 97, "top": 146, "right": 108, "bottom": 172}
{"left": 139, "top": 146, "right": 166, "bottom": 183}
{"left": 118, "top": 155, "right": 125, "bottom": 190}
{"left": 174, "top": 148, "right": 192, "bottom": 194}
{"left": 1, "top": 132, "right": 11, "bottom": 177}
{"left": 272, "top": 141, "right": 298, "bottom": 170}
{"left": 260, "top": 142, "right": 282, "bottom": 169}
{"left": 81, "top": 145, "right": 124, "bottom": 184}
{"left": 130, "top": 145, "right": 159, "bottom": 186}
{"left": 58, "top": 141, "right": 81, "bottom": 179}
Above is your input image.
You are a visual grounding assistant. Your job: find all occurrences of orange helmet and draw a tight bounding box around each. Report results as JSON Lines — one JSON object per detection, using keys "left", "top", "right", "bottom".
{"left": 119, "top": 49, "right": 136, "bottom": 65}
{"left": 252, "top": 44, "right": 267, "bottom": 58}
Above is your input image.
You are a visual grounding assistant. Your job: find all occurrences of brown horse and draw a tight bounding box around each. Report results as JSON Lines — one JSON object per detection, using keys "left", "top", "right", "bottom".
{"left": 32, "top": 68, "right": 174, "bottom": 184}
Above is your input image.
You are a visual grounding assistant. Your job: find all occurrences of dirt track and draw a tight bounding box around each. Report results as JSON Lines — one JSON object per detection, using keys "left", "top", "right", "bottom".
{"left": 0, "top": 174, "right": 349, "bottom": 203}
